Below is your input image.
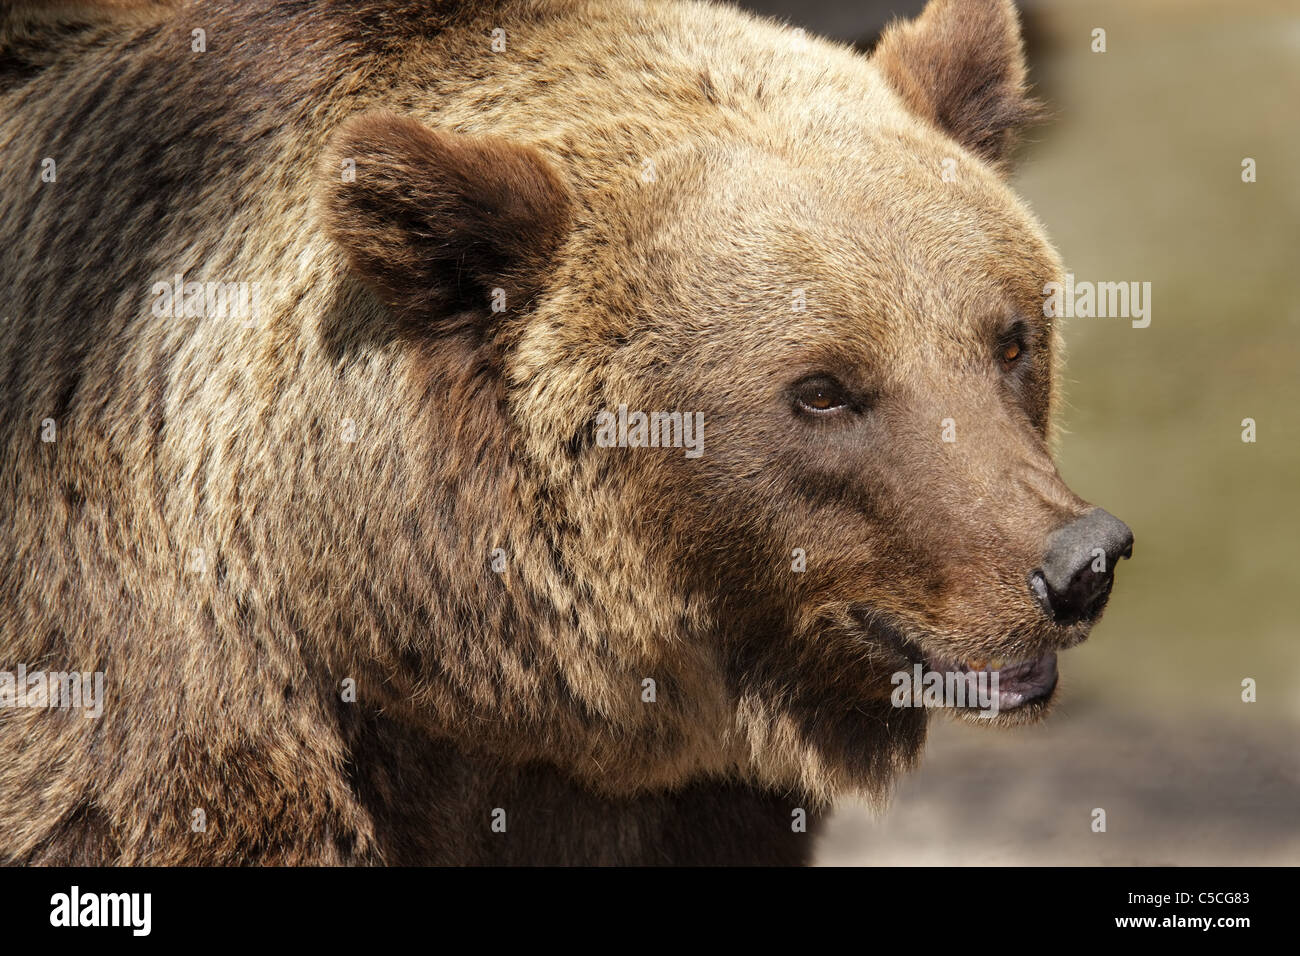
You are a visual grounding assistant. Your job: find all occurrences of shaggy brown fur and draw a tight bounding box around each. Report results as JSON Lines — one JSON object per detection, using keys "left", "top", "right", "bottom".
{"left": 1, "top": 0, "right": 1111, "bottom": 865}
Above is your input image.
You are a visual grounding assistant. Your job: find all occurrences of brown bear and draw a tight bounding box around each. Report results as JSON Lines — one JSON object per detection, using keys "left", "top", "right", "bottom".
{"left": 0, "top": 0, "right": 1131, "bottom": 865}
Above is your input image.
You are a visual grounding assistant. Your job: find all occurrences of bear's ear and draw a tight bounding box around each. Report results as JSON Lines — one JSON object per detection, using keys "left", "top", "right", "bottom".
{"left": 872, "top": 0, "right": 1043, "bottom": 170}
{"left": 319, "top": 110, "right": 571, "bottom": 327}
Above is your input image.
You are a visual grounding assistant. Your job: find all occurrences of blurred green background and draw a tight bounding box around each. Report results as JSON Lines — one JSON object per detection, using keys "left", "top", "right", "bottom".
{"left": 738, "top": 0, "right": 1300, "bottom": 864}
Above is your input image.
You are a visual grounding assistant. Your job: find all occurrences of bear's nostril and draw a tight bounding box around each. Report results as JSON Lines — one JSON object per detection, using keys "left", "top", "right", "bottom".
{"left": 1029, "top": 570, "right": 1052, "bottom": 613}
{"left": 1031, "top": 508, "right": 1133, "bottom": 625}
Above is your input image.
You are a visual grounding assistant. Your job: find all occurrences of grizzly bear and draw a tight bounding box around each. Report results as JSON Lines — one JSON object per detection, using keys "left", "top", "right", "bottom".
{"left": 0, "top": 0, "right": 1131, "bottom": 865}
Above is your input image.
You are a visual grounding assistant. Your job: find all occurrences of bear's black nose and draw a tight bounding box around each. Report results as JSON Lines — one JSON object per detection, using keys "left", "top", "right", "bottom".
{"left": 1030, "top": 508, "right": 1133, "bottom": 625}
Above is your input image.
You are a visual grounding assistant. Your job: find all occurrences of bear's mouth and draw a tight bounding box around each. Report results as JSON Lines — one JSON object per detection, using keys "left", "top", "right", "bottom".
{"left": 923, "top": 652, "right": 1059, "bottom": 711}
{"left": 853, "top": 608, "right": 1071, "bottom": 713}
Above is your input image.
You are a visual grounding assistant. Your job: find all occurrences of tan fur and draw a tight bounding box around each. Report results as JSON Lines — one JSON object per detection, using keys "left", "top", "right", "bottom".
{"left": 1, "top": 0, "right": 1100, "bottom": 865}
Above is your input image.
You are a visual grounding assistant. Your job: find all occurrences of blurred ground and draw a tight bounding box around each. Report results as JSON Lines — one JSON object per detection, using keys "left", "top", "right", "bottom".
{"left": 730, "top": 0, "right": 1300, "bottom": 865}
{"left": 818, "top": 705, "right": 1300, "bottom": 866}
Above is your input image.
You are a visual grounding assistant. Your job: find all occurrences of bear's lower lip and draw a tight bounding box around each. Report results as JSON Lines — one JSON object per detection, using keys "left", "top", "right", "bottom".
{"left": 926, "top": 652, "right": 1059, "bottom": 710}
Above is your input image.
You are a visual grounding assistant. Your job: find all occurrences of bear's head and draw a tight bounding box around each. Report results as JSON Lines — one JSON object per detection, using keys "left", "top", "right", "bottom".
{"left": 316, "top": 0, "right": 1132, "bottom": 801}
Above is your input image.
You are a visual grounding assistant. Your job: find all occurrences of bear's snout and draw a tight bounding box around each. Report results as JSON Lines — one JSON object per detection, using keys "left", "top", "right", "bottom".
{"left": 1029, "top": 508, "right": 1134, "bottom": 625}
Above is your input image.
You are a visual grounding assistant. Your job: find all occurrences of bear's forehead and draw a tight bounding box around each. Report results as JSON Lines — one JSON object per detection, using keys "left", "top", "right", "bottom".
{"left": 563, "top": 130, "right": 1059, "bottom": 356}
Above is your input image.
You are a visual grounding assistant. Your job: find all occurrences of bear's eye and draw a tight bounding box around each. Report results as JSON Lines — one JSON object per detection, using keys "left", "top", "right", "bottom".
{"left": 792, "top": 376, "right": 851, "bottom": 416}
{"left": 998, "top": 322, "right": 1029, "bottom": 372}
